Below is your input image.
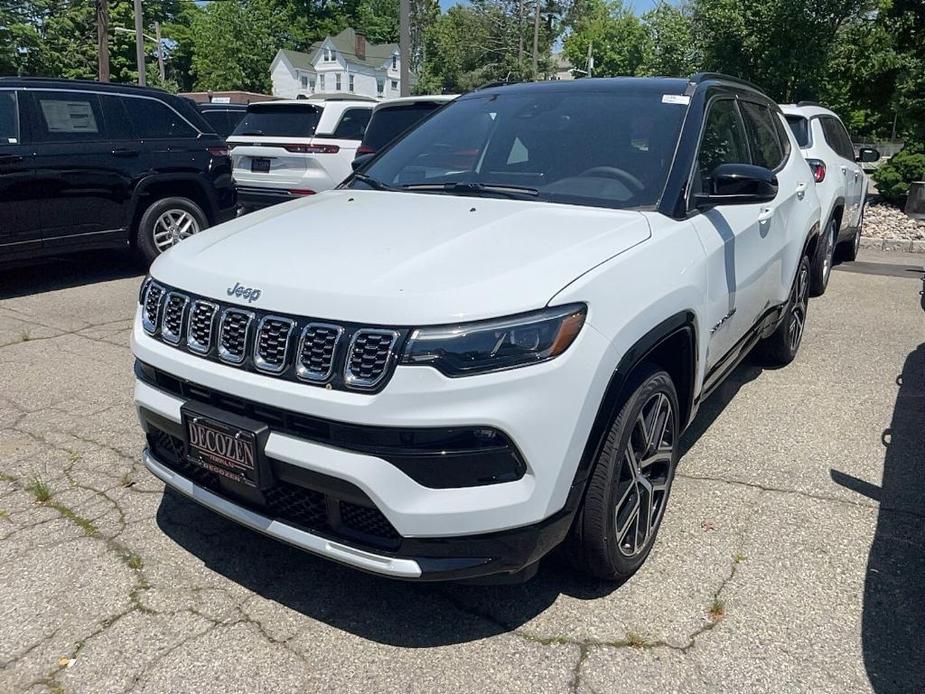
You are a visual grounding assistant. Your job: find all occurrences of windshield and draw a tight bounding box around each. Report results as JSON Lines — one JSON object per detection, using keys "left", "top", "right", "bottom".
{"left": 355, "top": 88, "right": 687, "bottom": 209}
{"left": 362, "top": 102, "right": 445, "bottom": 151}
{"left": 785, "top": 115, "right": 811, "bottom": 148}
{"left": 232, "top": 104, "right": 322, "bottom": 137}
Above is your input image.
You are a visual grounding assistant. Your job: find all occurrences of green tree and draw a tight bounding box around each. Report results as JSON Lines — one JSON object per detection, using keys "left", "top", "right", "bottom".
{"left": 562, "top": 0, "right": 646, "bottom": 77}
{"left": 638, "top": 2, "right": 701, "bottom": 77}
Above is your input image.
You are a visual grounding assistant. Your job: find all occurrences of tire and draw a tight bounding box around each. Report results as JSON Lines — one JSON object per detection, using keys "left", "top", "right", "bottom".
{"left": 565, "top": 364, "right": 680, "bottom": 582}
{"left": 758, "top": 254, "right": 810, "bottom": 366}
{"left": 839, "top": 207, "right": 863, "bottom": 262}
{"left": 810, "top": 218, "right": 836, "bottom": 296}
{"left": 136, "top": 197, "right": 208, "bottom": 264}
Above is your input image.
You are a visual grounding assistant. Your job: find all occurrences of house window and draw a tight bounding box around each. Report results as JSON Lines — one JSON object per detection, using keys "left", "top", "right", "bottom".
{"left": 390, "top": 79, "right": 398, "bottom": 91}
{"left": 335, "top": 73, "right": 342, "bottom": 91}
{"left": 309, "top": 78, "right": 315, "bottom": 92}
{"left": 391, "top": 55, "right": 397, "bottom": 69}
{"left": 300, "top": 75, "right": 308, "bottom": 89}
{"left": 324, "top": 47, "right": 335, "bottom": 61}
{"left": 319, "top": 74, "right": 325, "bottom": 91}
{"left": 349, "top": 74, "right": 355, "bottom": 92}
{"left": 376, "top": 77, "right": 384, "bottom": 95}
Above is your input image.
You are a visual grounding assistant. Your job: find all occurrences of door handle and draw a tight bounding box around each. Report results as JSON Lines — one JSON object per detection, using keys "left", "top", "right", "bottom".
{"left": 796, "top": 182, "right": 807, "bottom": 200}
{"left": 840, "top": 165, "right": 848, "bottom": 175}
{"left": 758, "top": 207, "right": 774, "bottom": 223}
{"left": 0, "top": 155, "right": 24, "bottom": 165}
{"left": 111, "top": 148, "right": 139, "bottom": 158}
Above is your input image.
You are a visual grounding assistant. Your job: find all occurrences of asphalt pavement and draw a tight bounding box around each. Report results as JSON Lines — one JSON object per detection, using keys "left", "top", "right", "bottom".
{"left": 0, "top": 248, "right": 922, "bottom": 693}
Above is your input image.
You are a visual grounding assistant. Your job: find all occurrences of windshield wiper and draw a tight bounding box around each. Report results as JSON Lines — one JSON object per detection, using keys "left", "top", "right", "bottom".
{"left": 352, "top": 172, "right": 398, "bottom": 191}
{"left": 401, "top": 182, "right": 539, "bottom": 199}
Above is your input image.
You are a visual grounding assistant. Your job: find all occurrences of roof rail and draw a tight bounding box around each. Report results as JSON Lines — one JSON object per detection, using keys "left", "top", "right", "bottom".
{"left": 689, "top": 72, "right": 766, "bottom": 95}
{"left": 0, "top": 76, "right": 170, "bottom": 94}
{"left": 796, "top": 100, "right": 824, "bottom": 108}
{"left": 472, "top": 80, "right": 520, "bottom": 92}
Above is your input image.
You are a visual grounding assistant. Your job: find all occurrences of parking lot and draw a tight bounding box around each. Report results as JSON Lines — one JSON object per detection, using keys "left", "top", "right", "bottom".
{"left": 0, "top": 249, "right": 922, "bottom": 693}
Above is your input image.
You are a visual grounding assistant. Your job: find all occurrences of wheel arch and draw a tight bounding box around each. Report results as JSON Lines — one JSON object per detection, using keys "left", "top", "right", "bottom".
{"left": 570, "top": 310, "right": 698, "bottom": 494}
{"left": 128, "top": 174, "right": 218, "bottom": 243}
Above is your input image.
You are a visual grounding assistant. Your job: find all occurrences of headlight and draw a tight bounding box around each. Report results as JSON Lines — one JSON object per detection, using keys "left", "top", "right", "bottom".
{"left": 401, "top": 304, "right": 586, "bottom": 377}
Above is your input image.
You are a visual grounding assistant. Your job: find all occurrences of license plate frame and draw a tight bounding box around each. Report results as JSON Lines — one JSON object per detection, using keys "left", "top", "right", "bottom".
{"left": 251, "top": 158, "right": 271, "bottom": 173}
{"left": 181, "top": 404, "right": 272, "bottom": 489}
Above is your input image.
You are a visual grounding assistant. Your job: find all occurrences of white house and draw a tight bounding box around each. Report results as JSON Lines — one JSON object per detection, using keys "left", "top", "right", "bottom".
{"left": 270, "top": 28, "right": 404, "bottom": 101}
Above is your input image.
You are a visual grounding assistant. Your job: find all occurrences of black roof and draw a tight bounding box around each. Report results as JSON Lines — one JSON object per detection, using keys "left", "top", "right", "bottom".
{"left": 0, "top": 76, "right": 175, "bottom": 96}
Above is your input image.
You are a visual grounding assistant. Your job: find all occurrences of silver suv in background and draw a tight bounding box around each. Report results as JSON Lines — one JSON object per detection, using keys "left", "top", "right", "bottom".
{"left": 781, "top": 102, "right": 879, "bottom": 294}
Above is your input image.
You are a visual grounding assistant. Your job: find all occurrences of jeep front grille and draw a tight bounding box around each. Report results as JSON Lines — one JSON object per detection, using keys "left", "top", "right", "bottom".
{"left": 139, "top": 282, "right": 406, "bottom": 393}
{"left": 218, "top": 309, "right": 254, "bottom": 364}
{"left": 187, "top": 301, "right": 218, "bottom": 354}
{"left": 254, "top": 316, "right": 295, "bottom": 374}
{"left": 160, "top": 292, "right": 188, "bottom": 345}
{"left": 296, "top": 323, "right": 342, "bottom": 382}
{"left": 142, "top": 282, "right": 164, "bottom": 334}
{"left": 345, "top": 330, "right": 399, "bottom": 389}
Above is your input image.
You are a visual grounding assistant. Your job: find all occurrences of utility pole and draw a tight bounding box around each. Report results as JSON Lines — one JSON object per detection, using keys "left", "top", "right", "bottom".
{"left": 97, "top": 0, "right": 109, "bottom": 82}
{"left": 133, "top": 0, "right": 146, "bottom": 86}
{"left": 531, "top": 0, "right": 540, "bottom": 78}
{"left": 155, "top": 21, "right": 164, "bottom": 83}
{"left": 586, "top": 42, "right": 593, "bottom": 78}
{"left": 399, "top": 0, "right": 410, "bottom": 96}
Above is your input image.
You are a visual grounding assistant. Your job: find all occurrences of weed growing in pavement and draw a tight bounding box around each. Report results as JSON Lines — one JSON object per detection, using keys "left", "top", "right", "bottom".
{"left": 48, "top": 502, "right": 98, "bottom": 537}
{"left": 733, "top": 553, "right": 747, "bottom": 564}
{"left": 67, "top": 450, "right": 81, "bottom": 464}
{"left": 26, "top": 477, "right": 52, "bottom": 503}
{"left": 19, "top": 329, "right": 31, "bottom": 342}
{"left": 708, "top": 598, "right": 726, "bottom": 622}
{"left": 124, "top": 551, "right": 143, "bottom": 571}
{"left": 0, "top": 509, "right": 8, "bottom": 518}
{"left": 120, "top": 472, "right": 134, "bottom": 488}
{"left": 626, "top": 631, "right": 650, "bottom": 648}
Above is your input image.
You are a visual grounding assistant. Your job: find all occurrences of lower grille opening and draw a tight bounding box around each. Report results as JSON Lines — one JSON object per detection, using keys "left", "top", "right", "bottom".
{"left": 147, "top": 427, "right": 400, "bottom": 550}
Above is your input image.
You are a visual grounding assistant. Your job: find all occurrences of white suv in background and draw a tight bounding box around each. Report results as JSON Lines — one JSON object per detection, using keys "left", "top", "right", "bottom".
{"left": 229, "top": 96, "right": 375, "bottom": 211}
{"left": 134, "top": 75, "right": 821, "bottom": 584}
{"left": 781, "top": 103, "right": 879, "bottom": 294}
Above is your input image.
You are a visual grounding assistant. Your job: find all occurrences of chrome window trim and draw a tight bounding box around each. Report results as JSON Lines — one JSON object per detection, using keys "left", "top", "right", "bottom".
{"left": 253, "top": 315, "right": 296, "bottom": 375}
{"left": 344, "top": 329, "right": 400, "bottom": 390}
{"left": 160, "top": 292, "right": 189, "bottom": 345}
{"left": 142, "top": 282, "right": 165, "bottom": 335}
{"left": 296, "top": 322, "right": 344, "bottom": 383}
{"left": 186, "top": 300, "right": 219, "bottom": 355}
{"left": 217, "top": 308, "right": 255, "bottom": 366}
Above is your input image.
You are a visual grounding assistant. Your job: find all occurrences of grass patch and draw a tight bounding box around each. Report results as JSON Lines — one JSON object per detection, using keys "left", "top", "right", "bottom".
{"left": 67, "top": 450, "right": 82, "bottom": 464}
{"left": 0, "top": 508, "right": 8, "bottom": 518}
{"left": 733, "top": 553, "right": 747, "bottom": 564}
{"left": 708, "top": 598, "right": 726, "bottom": 622}
{"left": 0, "top": 472, "right": 13, "bottom": 482}
{"left": 48, "top": 502, "right": 98, "bottom": 537}
{"left": 26, "top": 477, "right": 52, "bottom": 503}
{"left": 626, "top": 631, "right": 650, "bottom": 648}
{"left": 124, "top": 551, "right": 143, "bottom": 571}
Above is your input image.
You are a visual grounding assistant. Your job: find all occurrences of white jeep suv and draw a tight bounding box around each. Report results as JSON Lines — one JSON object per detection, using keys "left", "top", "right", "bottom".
{"left": 133, "top": 75, "right": 821, "bottom": 583}
{"left": 781, "top": 103, "right": 879, "bottom": 294}
{"left": 229, "top": 97, "right": 375, "bottom": 211}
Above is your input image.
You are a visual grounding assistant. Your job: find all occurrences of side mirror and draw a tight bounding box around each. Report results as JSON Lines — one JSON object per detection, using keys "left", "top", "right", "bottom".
{"left": 858, "top": 147, "right": 880, "bottom": 163}
{"left": 694, "top": 163, "right": 778, "bottom": 208}
{"left": 351, "top": 152, "right": 375, "bottom": 171}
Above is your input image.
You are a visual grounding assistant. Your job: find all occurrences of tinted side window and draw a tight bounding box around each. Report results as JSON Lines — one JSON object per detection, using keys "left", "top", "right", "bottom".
{"left": 693, "top": 99, "right": 749, "bottom": 195}
{"left": 201, "top": 110, "right": 231, "bottom": 137}
{"left": 32, "top": 91, "right": 106, "bottom": 142}
{"left": 820, "top": 116, "right": 854, "bottom": 161}
{"left": 0, "top": 91, "right": 19, "bottom": 144}
{"left": 101, "top": 95, "right": 135, "bottom": 139}
{"left": 740, "top": 101, "right": 784, "bottom": 170}
{"left": 785, "top": 115, "right": 810, "bottom": 148}
{"left": 332, "top": 108, "right": 371, "bottom": 140}
{"left": 123, "top": 97, "right": 197, "bottom": 139}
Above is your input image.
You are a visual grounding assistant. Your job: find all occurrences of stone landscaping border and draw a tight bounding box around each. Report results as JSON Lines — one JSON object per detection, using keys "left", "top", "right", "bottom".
{"left": 859, "top": 236, "right": 925, "bottom": 253}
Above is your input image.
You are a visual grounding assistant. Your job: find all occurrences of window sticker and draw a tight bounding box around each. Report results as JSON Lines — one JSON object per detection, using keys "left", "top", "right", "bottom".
{"left": 662, "top": 94, "right": 690, "bottom": 105}
{"left": 39, "top": 99, "right": 99, "bottom": 133}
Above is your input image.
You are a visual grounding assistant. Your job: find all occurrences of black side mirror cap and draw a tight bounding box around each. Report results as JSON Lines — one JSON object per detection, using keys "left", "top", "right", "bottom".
{"left": 858, "top": 147, "right": 880, "bottom": 163}
{"left": 694, "top": 163, "right": 779, "bottom": 209}
{"left": 352, "top": 152, "right": 375, "bottom": 171}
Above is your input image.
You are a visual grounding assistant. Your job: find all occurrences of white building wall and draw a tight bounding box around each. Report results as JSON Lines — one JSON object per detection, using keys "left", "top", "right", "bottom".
{"left": 271, "top": 59, "right": 298, "bottom": 99}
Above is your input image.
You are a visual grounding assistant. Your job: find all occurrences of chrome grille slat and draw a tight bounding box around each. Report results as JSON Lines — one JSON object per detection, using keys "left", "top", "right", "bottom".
{"left": 218, "top": 308, "right": 255, "bottom": 365}
{"left": 142, "top": 282, "right": 165, "bottom": 335}
{"left": 345, "top": 329, "right": 399, "bottom": 389}
{"left": 296, "top": 323, "right": 343, "bottom": 383}
{"left": 254, "top": 316, "right": 296, "bottom": 374}
{"left": 160, "top": 292, "right": 189, "bottom": 345}
{"left": 186, "top": 300, "right": 218, "bottom": 354}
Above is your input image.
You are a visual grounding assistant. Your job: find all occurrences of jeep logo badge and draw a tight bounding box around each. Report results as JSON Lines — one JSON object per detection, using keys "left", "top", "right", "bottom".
{"left": 227, "top": 282, "right": 261, "bottom": 303}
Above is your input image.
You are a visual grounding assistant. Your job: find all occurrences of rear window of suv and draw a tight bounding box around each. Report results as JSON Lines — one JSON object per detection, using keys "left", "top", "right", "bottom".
{"left": 0, "top": 91, "right": 18, "bottom": 144}
{"left": 785, "top": 115, "right": 811, "bottom": 148}
{"left": 362, "top": 102, "right": 445, "bottom": 151}
{"left": 232, "top": 104, "right": 322, "bottom": 138}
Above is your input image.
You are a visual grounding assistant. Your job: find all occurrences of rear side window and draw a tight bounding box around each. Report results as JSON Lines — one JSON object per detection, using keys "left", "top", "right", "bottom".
{"left": 32, "top": 91, "right": 105, "bottom": 142}
{"left": 232, "top": 105, "right": 322, "bottom": 138}
{"left": 820, "top": 116, "right": 855, "bottom": 161}
{"left": 331, "top": 107, "right": 371, "bottom": 140}
{"left": 201, "top": 110, "right": 232, "bottom": 137}
{"left": 123, "top": 97, "right": 197, "bottom": 139}
{"left": 101, "top": 95, "right": 135, "bottom": 139}
{"left": 785, "top": 115, "right": 810, "bottom": 148}
{"left": 0, "top": 91, "right": 19, "bottom": 144}
{"left": 693, "top": 98, "right": 749, "bottom": 195}
{"left": 362, "top": 102, "right": 443, "bottom": 151}
{"left": 740, "top": 101, "right": 784, "bottom": 170}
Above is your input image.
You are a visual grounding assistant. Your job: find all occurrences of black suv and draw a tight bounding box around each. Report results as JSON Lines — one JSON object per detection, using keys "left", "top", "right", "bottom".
{"left": 0, "top": 78, "right": 236, "bottom": 266}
